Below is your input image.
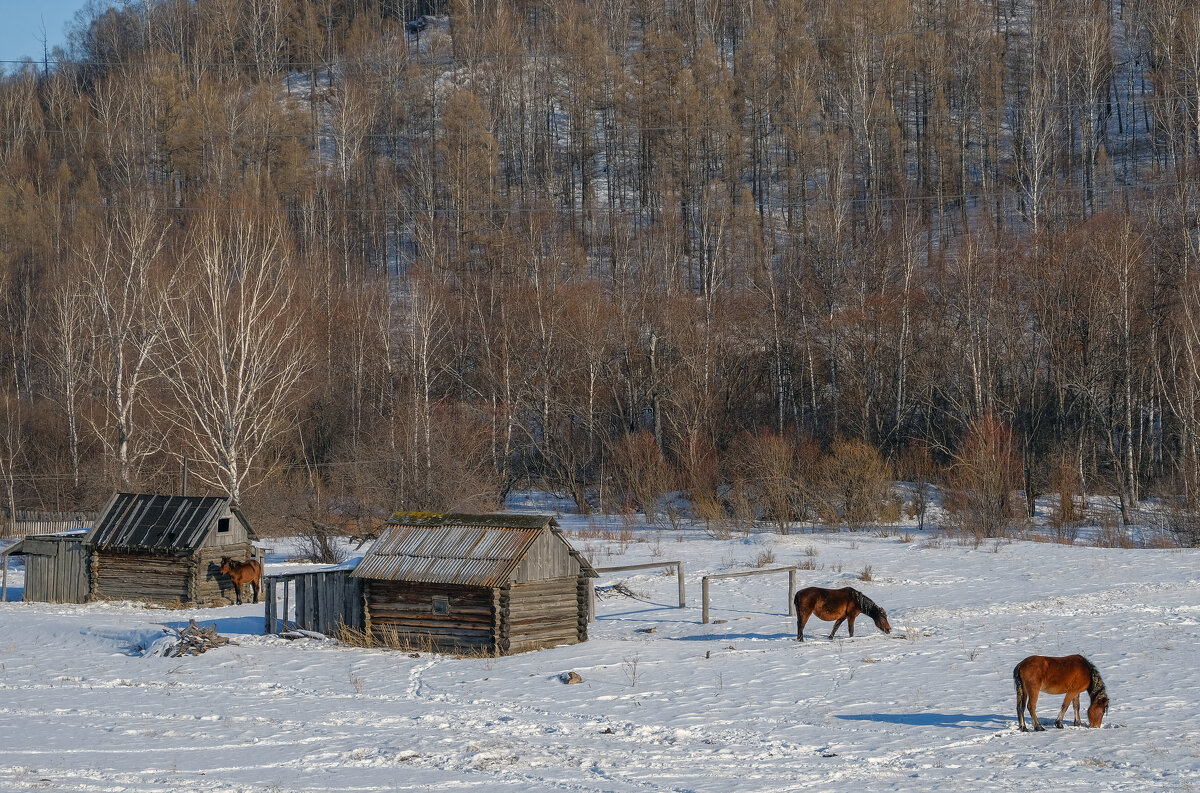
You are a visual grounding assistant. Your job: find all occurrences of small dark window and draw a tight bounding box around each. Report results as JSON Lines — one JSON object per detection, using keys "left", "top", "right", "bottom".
{"left": 217, "top": 517, "right": 230, "bottom": 533}
{"left": 432, "top": 596, "right": 450, "bottom": 616}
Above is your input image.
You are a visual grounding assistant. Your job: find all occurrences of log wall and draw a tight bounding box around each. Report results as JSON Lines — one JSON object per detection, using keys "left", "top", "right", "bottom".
{"left": 91, "top": 551, "right": 190, "bottom": 603}
{"left": 365, "top": 581, "right": 497, "bottom": 653}
{"left": 195, "top": 543, "right": 255, "bottom": 604}
{"left": 503, "top": 576, "right": 585, "bottom": 654}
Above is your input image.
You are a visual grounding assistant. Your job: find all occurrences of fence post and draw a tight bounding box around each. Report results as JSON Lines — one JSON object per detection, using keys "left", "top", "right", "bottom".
{"left": 676, "top": 562, "right": 686, "bottom": 607}
{"left": 263, "top": 578, "right": 275, "bottom": 634}
{"left": 702, "top": 576, "right": 710, "bottom": 624}
{"left": 788, "top": 568, "right": 797, "bottom": 615}
{"left": 281, "top": 579, "right": 290, "bottom": 633}
{"left": 588, "top": 581, "right": 596, "bottom": 623}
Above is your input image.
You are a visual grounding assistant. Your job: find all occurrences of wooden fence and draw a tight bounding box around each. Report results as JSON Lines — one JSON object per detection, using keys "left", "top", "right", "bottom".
{"left": 588, "top": 561, "right": 685, "bottom": 622}
{"left": 701, "top": 566, "right": 798, "bottom": 624}
{"left": 264, "top": 569, "right": 363, "bottom": 636}
{"left": 3, "top": 510, "right": 96, "bottom": 539}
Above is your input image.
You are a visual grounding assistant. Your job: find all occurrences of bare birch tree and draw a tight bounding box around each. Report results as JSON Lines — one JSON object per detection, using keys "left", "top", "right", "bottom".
{"left": 79, "top": 199, "right": 173, "bottom": 488}
{"left": 160, "top": 208, "right": 310, "bottom": 504}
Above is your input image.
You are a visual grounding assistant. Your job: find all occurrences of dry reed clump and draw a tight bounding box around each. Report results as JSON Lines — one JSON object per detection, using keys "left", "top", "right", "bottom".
{"left": 333, "top": 624, "right": 499, "bottom": 657}
{"left": 857, "top": 565, "right": 874, "bottom": 582}
{"left": 754, "top": 548, "right": 777, "bottom": 567}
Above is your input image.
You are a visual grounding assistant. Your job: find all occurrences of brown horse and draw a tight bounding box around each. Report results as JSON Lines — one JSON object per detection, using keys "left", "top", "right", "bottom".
{"left": 1013, "top": 654, "right": 1109, "bottom": 731}
{"left": 794, "top": 586, "right": 891, "bottom": 642}
{"left": 219, "top": 556, "right": 263, "bottom": 605}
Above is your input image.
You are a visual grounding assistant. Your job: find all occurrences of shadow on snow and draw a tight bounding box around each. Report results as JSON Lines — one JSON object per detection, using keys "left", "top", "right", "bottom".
{"left": 835, "top": 712, "right": 1009, "bottom": 728}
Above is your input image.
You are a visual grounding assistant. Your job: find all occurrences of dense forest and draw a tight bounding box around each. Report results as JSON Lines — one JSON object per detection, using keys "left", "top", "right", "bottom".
{"left": 1, "top": 0, "right": 1199, "bottom": 537}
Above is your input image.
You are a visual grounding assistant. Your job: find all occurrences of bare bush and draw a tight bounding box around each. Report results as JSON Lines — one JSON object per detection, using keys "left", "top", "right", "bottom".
{"left": 723, "top": 429, "right": 804, "bottom": 534}
{"left": 944, "top": 414, "right": 1022, "bottom": 539}
{"left": 817, "top": 439, "right": 893, "bottom": 530}
{"left": 609, "top": 431, "right": 673, "bottom": 524}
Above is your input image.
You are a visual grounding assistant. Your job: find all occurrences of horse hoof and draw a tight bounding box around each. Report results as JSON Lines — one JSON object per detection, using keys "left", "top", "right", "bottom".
{"left": 1055, "top": 722, "right": 1064, "bottom": 729}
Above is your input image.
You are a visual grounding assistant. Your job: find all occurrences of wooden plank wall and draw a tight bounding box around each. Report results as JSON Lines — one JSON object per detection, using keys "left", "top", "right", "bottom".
{"left": 366, "top": 581, "right": 495, "bottom": 652}
{"left": 293, "top": 571, "right": 364, "bottom": 635}
{"left": 504, "top": 576, "right": 582, "bottom": 654}
{"left": 512, "top": 531, "right": 579, "bottom": 583}
{"left": 22, "top": 540, "right": 88, "bottom": 603}
{"left": 91, "top": 552, "right": 190, "bottom": 603}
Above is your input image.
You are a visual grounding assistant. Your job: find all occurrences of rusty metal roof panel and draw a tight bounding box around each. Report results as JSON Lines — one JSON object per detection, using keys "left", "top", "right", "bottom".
{"left": 351, "top": 515, "right": 550, "bottom": 586}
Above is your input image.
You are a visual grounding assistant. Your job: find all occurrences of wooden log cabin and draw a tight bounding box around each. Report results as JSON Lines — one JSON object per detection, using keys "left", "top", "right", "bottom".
{"left": 351, "top": 513, "right": 597, "bottom": 655}
{"left": 86, "top": 493, "right": 259, "bottom": 606}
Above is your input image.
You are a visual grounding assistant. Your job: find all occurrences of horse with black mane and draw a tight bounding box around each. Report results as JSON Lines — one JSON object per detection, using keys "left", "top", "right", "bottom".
{"left": 1014, "top": 654, "right": 1109, "bottom": 731}
{"left": 794, "top": 586, "right": 891, "bottom": 642}
{"left": 219, "top": 556, "right": 263, "bottom": 605}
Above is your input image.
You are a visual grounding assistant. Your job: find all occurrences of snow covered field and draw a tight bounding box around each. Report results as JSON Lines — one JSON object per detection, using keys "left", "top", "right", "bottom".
{"left": 1, "top": 514, "right": 1198, "bottom": 792}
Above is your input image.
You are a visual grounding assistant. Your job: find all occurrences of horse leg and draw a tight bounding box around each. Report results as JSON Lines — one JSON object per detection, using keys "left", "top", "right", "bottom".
{"left": 797, "top": 609, "right": 807, "bottom": 642}
{"left": 251, "top": 578, "right": 260, "bottom": 604}
{"left": 828, "top": 617, "right": 845, "bottom": 639}
{"left": 1071, "top": 693, "right": 1082, "bottom": 727}
{"left": 1016, "top": 686, "right": 1028, "bottom": 732}
{"left": 846, "top": 613, "right": 857, "bottom": 638}
{"left": 1053, "top": 693, "right": 1073, "bottom": 728}
{"left": 1027, "top": 689, "right": 1045, "bottom": 731}
{"left": 234, "top": 582, "right": 243, "bottom": 605}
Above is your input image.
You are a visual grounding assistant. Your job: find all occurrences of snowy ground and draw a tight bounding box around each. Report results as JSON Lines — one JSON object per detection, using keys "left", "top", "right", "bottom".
{"left": 1, "top": 511, "right": 1198, "bottom": 792}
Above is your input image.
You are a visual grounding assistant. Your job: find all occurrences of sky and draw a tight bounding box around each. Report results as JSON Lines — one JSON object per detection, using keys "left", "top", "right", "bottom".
{"left": 0, "top": 0, "right": 90, "bottom": 65}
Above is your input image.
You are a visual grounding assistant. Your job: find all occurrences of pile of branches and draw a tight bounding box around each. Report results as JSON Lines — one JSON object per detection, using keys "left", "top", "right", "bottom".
{"left": 156, "top": 619, "right": 238, "bottom": 657}
{"left": 594, "top": 582, "right": 642, "bottom": 600}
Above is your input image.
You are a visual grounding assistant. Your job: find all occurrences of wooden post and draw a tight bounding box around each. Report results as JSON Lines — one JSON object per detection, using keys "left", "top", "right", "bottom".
{"left": 263, "top": 578, "right": 275, "bottom": 634}
{"left": 788, "top": 569, "right": 797, "bottom": 615}
{"left": 702, "top": 576, "right": 710, "bottom": 624}
{"left": 587, "top": 580, "right": 596, "bottom": 623}
{"left": 2, "top": 554, "right": 7, "bottom": 602}
{"left": 677, "top": 562, "right": 686, "bottom": 607}
{"left": 281, "top": 578, "right": 290, "bottom": 633}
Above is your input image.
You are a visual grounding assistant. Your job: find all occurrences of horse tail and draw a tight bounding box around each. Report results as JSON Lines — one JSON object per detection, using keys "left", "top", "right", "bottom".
{"left": 1012, "top": 663, "right": 1025, "bottom": 700}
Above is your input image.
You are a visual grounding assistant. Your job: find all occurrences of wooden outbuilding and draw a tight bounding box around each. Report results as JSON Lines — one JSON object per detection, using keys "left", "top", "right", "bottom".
{"left": 86, "top": 493, "right": 259, "bottom": 606}
{"left": 1, "top": 532, "right": 89, "bottom": 603}
{"left": 350, "top": 512, "right": 597, "bottom": 654}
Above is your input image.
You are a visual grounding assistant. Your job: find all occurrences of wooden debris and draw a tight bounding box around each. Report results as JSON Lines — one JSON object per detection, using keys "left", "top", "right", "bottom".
{"left": 279, "top": 629, "right": 329, "bottom": 641}
{"left": 560, "top": 671, "right": 583, "bottom": 684}
{"left": 157, "top": 619, "right": 237, "bottom": 657}
{"left": 595, "top": 582, "right": 639, "bottom": 599}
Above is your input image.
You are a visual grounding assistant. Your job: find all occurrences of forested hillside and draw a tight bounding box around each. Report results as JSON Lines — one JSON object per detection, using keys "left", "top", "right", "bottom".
{"left": 1, "top": 0, "right": 1199, "bottom": 536}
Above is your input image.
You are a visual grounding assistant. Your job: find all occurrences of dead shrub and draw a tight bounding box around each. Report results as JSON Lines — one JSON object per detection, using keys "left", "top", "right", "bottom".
{"left": 817, "top": 439, "right": 893, "bottom": 530}
{"left": 754, "top": 548, "right": 776, "bottom": 567}
{"left": 723, "top": 429, "right": 806, "bottom": 534}
{"left": 1048, "top": 454, "right": 1085, "bottom": 526}
{"left": 609, "top": 430, "right": 674, "bottom": 524}
{"left": 944, "top": 414, "right": 1022, "bottom": 539}
{"left": 897, "top": 440, "right": 936, "bottom": 530}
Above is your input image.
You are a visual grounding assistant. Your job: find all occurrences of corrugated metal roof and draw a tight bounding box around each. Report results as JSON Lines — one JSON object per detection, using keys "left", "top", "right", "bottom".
{"left": 86, "top": 493, "right": 250, "bottom": 553}
{"left": 351, "top": 513, "right": 556, "bottom": 586}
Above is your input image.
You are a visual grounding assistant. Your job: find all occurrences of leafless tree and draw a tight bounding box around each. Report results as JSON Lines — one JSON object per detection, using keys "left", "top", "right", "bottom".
{"left": 159, "top": 206, "right": 311, "bottom": 504}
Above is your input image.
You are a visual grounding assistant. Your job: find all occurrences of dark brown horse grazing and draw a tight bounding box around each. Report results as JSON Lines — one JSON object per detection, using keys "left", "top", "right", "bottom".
{"left": 794, "top": 586, "right": 891, "bottom": 642}
{"left": 1013, "top": 654, "right": 1109, "bottom": 731}
{"left": 219, "top": 556, "right": 263, "bottom": 605}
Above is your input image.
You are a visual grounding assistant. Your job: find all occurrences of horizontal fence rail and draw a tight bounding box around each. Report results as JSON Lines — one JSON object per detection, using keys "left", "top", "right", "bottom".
{"left": 701, "top": 566, "right": 798, "bottom": 624}
{"left": 589, "top": 561, "right": 685, "bottom": 622}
